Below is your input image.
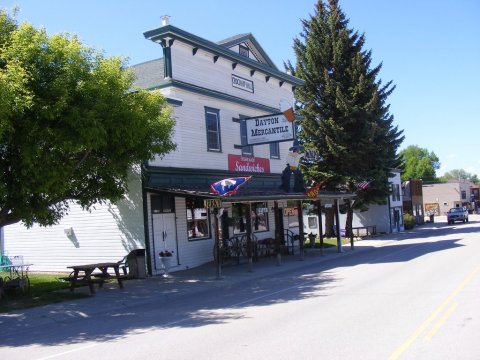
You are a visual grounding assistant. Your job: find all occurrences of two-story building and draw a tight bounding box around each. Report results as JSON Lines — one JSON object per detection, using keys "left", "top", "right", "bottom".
{"left": 2, "top": 19, "right": 354, "bottom": 274}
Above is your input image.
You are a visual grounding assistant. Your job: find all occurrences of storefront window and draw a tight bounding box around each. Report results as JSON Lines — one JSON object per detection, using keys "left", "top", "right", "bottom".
{"left": 232, "top": 202, "right": 269, "bottom": 234}
{"left": 186, "top": 198, "right": 210, "bottom": 240}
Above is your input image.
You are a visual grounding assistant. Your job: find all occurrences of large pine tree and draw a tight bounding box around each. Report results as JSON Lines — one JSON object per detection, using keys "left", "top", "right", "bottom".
{"left": 288, "top": 0, "right": 404, "bottom": 235}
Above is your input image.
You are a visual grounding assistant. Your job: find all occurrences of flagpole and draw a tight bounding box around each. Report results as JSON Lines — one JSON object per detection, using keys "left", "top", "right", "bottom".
{"left": 213, "top": 207, "right": 222, "bottom": 279}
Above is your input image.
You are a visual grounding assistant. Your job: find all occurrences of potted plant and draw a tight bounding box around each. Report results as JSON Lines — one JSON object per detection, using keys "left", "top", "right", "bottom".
{"left": 159, "top": 250, "right": 173, "bottom": 277}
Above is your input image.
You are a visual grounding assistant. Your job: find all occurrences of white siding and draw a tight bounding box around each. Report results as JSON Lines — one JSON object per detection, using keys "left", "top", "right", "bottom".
{"left": 151, "top": 88, "right": 292, "bottom": 173}
{"left": 2, "top": 169, "right": 145, "bottom": 272}
{"left": 171, "top": 43, "right": 294, "bottom": 110}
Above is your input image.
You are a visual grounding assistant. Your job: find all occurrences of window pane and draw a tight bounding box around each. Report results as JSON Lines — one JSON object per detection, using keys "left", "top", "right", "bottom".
{"left": 240, "top": 119, "right": 253, "bottom": 156}
{"left": 232, "top": 202, "right": 269, "bottom": 234}
{"left": 270, "top": 142, "right": 280, "bottom": 159}
{"left": 206, "top": 111, "right": 220, "bottom": 151}
{"left": 186, "top": 198, "right": 210, "bottom": 240}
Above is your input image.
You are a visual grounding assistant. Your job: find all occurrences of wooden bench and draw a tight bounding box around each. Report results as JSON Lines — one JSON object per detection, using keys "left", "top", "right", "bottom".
{"left": 351, "top": 225, "right": 377, "bottom": 237}
{"left": 59, "top": 274, "right": 106, "bottom": 288}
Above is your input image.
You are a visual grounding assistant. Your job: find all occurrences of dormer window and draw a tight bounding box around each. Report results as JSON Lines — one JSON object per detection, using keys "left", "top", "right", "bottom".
{"left": 239, "top": 45, "right": 249, "bottom": 58}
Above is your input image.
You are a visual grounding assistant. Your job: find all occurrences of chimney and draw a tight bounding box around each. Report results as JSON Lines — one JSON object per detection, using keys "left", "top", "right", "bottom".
{"left": 161, "top": 15, "right": 170, "bottom": 26}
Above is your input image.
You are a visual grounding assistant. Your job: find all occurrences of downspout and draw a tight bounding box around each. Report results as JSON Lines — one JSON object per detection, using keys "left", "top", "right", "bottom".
{"left": 141, "top": 162, "right": 153, "bottom": 276}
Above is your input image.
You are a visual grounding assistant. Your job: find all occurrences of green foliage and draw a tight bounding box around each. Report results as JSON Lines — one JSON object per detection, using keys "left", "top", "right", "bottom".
{"left": 288, "top": 0, "right": 404, "bottom": 207}
{"left": 0, "top": 10, "right": 176, "bottom": 227}
{"left": 439, "top": 169, "right": 479, "bottom": 184}
{"left": 399, "top": 145, "right": 440, "bottom": 183}
{"left": 0, "top": 273, "right": 88, "bottom": 313}
{"left": 403, "top": 213, "right": 415, "bottom": 229}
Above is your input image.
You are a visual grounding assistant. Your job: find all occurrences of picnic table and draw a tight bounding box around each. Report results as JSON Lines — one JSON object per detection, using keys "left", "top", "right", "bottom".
{"left": 65, "top": 262, "right": 124, "bottom": 295}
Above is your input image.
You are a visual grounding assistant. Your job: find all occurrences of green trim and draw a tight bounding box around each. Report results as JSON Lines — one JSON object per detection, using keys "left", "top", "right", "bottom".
{"left": 141, "top": 164, "right": 153, "bottom": 276}
{"left": 163, "top": 46, "right": 172, "bottom": 78}
{"left": 166, "top": 98, "right": 183, "bottom": 106}
{"left": 162, "top": 80, "right": 278, "bottom": 113}
{"left": 144, "top": 166, "right": 355, "bottom": 203}
{"left": 143, "top": 25, "right": 304, "bottom": 86}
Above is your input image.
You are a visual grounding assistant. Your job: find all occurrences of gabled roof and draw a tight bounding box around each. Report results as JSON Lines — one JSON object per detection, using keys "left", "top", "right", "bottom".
{"left": 216, "top": 33, "right": 278, "bottom": 71}
{"left": 143, "top": 24, "right": 303, "bottom": 86}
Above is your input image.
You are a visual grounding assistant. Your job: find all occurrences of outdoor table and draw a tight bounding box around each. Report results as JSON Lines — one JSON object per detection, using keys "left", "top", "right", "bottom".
{"left": 66, "top": 262, "right": 124, "bottom": 294}
{"left": 0, "top": 263, "right": 33, "bottom": 292}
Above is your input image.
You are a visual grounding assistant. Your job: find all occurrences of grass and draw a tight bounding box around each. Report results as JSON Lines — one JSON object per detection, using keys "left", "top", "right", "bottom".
{"left": 0, "top": 273, "right": 89, "bottom": 313}
{"left": 304, "top": 236, "right": 355, "bottom": 248}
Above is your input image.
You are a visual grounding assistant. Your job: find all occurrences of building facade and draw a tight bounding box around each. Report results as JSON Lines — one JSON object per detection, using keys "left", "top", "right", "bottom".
{"left": 402, "top": 178, "right": 424, "bottom": 223}
{"left": 2, "top": 20, "right": 355, "bottom": 274}
{"left": 422, "top": 179, "right": 475, "bottom": 216}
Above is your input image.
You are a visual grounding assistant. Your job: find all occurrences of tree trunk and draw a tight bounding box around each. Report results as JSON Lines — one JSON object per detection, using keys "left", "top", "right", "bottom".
{"left": 324, "top": 207, "right": 335, "bottom": 237}
{"left": 345, "top": 205, "right": 353, "bottom": 238}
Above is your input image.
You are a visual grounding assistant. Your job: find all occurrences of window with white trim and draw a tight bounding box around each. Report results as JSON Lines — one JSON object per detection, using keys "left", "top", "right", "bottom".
{"left": 205, "top": 107, "right": 221, "bottom": 152}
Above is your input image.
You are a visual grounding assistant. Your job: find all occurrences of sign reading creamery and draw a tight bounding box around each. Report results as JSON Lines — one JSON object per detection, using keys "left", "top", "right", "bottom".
{"left": 244, "top": 112, "right": 295, "bottom": 145}
{"left": 231, "top": 74, "right": 254, "bottom": 93}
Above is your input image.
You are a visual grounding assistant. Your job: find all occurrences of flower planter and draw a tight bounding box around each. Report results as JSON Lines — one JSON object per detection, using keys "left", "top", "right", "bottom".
{"left": 159, "top": 256, "right": 172, "bottom": 277}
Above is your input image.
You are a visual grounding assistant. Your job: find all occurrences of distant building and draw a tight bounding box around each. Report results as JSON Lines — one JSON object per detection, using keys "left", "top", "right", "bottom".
{"left": 402, "top": 179, "right": 424, "bottom": 224}
{"left": 422, "top": 179, "right": 475, "bottom": 215}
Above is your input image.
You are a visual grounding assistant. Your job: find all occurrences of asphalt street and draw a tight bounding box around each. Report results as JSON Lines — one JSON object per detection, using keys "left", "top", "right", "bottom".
{"left": 1, "top": 215, "right": 479, "bottom": 359}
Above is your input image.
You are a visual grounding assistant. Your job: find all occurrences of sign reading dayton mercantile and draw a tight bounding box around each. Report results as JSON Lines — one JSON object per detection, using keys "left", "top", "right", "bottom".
{"left": 244, "top": 113, "right": 295, "bottom": 146}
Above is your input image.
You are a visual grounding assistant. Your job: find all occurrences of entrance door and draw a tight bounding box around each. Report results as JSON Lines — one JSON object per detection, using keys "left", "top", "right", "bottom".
{"left": 153, "top": 213, "right": 177, "bottom": 271}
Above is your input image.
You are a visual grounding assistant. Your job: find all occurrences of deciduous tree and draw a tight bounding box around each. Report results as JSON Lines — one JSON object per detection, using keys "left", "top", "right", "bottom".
{"left": 0, "top": 10, "right": 176, "bottom": 227}
{"left": 439, "top": 169, "right": 478, "bottom": 184}
{"left": 399, "top": 145, "right": 440, "bottom": 183}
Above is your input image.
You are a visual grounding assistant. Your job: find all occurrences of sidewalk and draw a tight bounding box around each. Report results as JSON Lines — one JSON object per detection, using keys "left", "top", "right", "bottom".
{"left": 0, "top": 224, "right": 434, "bottom": 336}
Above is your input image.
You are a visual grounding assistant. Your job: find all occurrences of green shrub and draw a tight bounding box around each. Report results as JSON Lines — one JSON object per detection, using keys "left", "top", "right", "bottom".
{"left": 404, "top": 213, "right": 415, "bottom": 229}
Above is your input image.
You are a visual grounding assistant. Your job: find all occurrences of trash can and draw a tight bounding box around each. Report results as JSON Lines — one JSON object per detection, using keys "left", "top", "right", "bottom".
{"left": 429, "top": 214, "right": 434, "bottom": 223}
{"left": 127, "top": 249, "right": 146, "bottom": 279}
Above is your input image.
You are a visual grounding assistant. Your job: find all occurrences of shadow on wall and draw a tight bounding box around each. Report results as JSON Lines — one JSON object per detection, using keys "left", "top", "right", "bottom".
{"left": 108, "top": 166, "right": 145, "bottom": 252}
{"left": 355, "top": 210, "right": 390, "bottom": 233}
{"left": 66, "top": 231, "right": 80, "bottom": 248}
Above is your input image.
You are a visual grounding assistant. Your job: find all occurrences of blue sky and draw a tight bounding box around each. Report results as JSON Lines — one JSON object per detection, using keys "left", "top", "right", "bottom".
{"left": 3, "top": 0, "right": 479, "bottom": 177}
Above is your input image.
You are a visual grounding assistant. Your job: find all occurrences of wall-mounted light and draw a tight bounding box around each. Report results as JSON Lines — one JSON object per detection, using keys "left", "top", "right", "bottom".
{"left": 64, "top": 227, "right": 74, "bottom": 236}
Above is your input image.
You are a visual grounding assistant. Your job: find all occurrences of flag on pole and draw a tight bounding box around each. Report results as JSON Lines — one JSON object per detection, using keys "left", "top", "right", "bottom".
{"left": 356, "top": 181, "right": 371, "bottom": 190}
{"left": 306, "top": 182, "right": 322, "bottom": 198}
{"left": 210, "top": 176, "right": 251, "bottom": 197}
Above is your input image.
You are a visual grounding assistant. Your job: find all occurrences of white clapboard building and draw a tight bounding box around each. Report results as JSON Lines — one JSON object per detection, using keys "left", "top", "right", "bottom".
{"left": 2, "top": 18, "right": 356, "bottom": 275}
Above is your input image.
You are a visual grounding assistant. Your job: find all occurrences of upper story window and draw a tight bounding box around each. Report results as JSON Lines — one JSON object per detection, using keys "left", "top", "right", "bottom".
{"left": 391, "top": 184, "right": 401, "bottom": 202}
{"left": 461, "top": 190, "right": 466, "bottom": 200}
{"left": 205, "top": 107, "right": 221, "bottom": 152}
{"left": 239, "top": 45, "right": 249, "bottom": 58}
{"left": 270, "top": 142, "right": 280, "bottom": 159}
{"left": 240, "top": 116, "right": 253, "bottom": 156}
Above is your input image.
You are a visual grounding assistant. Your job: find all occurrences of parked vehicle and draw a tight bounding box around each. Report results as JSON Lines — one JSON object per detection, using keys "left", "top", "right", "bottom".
{"left": 447, "top": 207, "right": 469, "bottom": 224}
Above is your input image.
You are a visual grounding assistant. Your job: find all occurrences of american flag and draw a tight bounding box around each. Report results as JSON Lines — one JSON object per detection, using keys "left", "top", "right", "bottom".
{"left": 356, "top": 181, "right": 371, "bottom": 190}
{"left": 210, "top": 177, "right": 251, "bottom": 197}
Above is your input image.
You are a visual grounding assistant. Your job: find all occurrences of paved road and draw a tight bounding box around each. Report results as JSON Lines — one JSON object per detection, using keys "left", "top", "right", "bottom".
{"left": 1, "top": 216, "right": 480, "bottom": 359}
